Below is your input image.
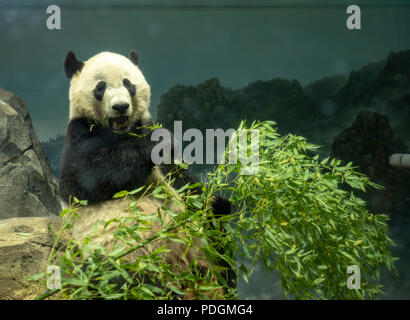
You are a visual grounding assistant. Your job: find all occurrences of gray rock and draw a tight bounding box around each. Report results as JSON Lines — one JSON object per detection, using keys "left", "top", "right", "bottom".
{"left": 0, "top": 217, "right": 63, "bottom": 299}
{"left": 0, "top": 88, "right": 60, "bottom": 219}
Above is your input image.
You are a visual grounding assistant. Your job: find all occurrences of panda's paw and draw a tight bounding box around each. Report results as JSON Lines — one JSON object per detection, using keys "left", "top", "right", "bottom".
{"left": 211, "top": 196, "right": 232, "bottom": 216}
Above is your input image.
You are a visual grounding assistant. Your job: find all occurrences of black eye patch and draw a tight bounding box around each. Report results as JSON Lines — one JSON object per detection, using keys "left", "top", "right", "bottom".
{"left": 93, "top": 81, "right": 106, "bottom": 101}
{"left": 123, "top": 78, "right": 136, "bottom": 97}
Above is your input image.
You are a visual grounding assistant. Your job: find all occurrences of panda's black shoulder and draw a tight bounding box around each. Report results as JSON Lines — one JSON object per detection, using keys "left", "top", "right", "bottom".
{"left": 65, "top": 117, "right": 118, "bottom": 146}
{"left": 64, "top": 117, "right": 89, "bottom": 142}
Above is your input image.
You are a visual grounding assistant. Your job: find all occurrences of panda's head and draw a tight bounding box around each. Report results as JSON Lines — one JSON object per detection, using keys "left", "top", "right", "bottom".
{"left": 64, "top": 50, "right": 151, "bottom": 133}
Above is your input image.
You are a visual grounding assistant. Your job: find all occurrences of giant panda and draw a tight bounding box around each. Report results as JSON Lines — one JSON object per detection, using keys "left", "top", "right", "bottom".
{"left": 59, "top": 50, "right": 230, "bottom": 213}
{"left": 60, "top": 50, "right": 168, "bottom": 207}
{"left": 58, "top": 50, "right": 234, "bottom": 297}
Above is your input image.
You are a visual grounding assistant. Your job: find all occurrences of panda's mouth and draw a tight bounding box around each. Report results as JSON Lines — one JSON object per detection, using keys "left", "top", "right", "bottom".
{"left": 109, "top": 116, "right": 129, "bottom": 131}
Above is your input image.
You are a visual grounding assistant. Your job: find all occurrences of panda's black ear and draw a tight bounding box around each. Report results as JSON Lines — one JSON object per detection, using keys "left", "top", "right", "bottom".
{"left": 129, "top": 50, "right": 139, "bottom": 66}
{"left": 64, "top": 51, "right": 84, "bottom": 78}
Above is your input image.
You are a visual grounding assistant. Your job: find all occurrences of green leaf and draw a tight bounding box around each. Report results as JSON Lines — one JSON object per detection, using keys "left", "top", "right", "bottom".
{"left": 346, "top": 178, "right": 366, "bottom": 191}
{"left": 313, "top": 277, "right": 326, "bottom": 285}
{"left": 129, "top": 186, "right": 145, "bottom": 195}
{"left": 340, "top": 251, "right": 358, "bottom": 263}
{"left": 188, "top": 182, "right": 202, "bottom": 189}
{"left": 168, "top": 285, "right": 186, "bottom": 295}
{"left": 141, "top": 286, "right": 155, "bottom": 297}
{"left": 353, "top": 240, "right": 363, "bottom": 246}
{"left": 192, "top": 200, "right": 203, "bottom": 209}
{"left": 108, "top": 246, "right": 125, "bottom": 257}
{"left": 152, "top": 187, "right": 166, "bottom": 199}
{"left": 17, "top": 233, "right": 32, "bottom": 237}
{"left": 27, "top": 272, "right": 46, "bottom": 281}
{"left": 113, "top": 190, "right": 128, "bottom": 199}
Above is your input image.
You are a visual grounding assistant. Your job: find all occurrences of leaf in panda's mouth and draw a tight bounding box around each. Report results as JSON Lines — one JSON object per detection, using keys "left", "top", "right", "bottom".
{"left": 109, "top": 116, "right": 129, "bottom": 130}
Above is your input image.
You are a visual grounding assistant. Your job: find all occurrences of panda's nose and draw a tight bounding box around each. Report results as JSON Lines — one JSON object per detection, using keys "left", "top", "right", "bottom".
{"left": 112, "top": 103, "right": 129, "bottom": 114}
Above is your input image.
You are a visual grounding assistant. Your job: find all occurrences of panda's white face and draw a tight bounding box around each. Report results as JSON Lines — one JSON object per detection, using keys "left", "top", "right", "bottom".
{"left": 68, "top": 52, "right": 151, "bottom": 133}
